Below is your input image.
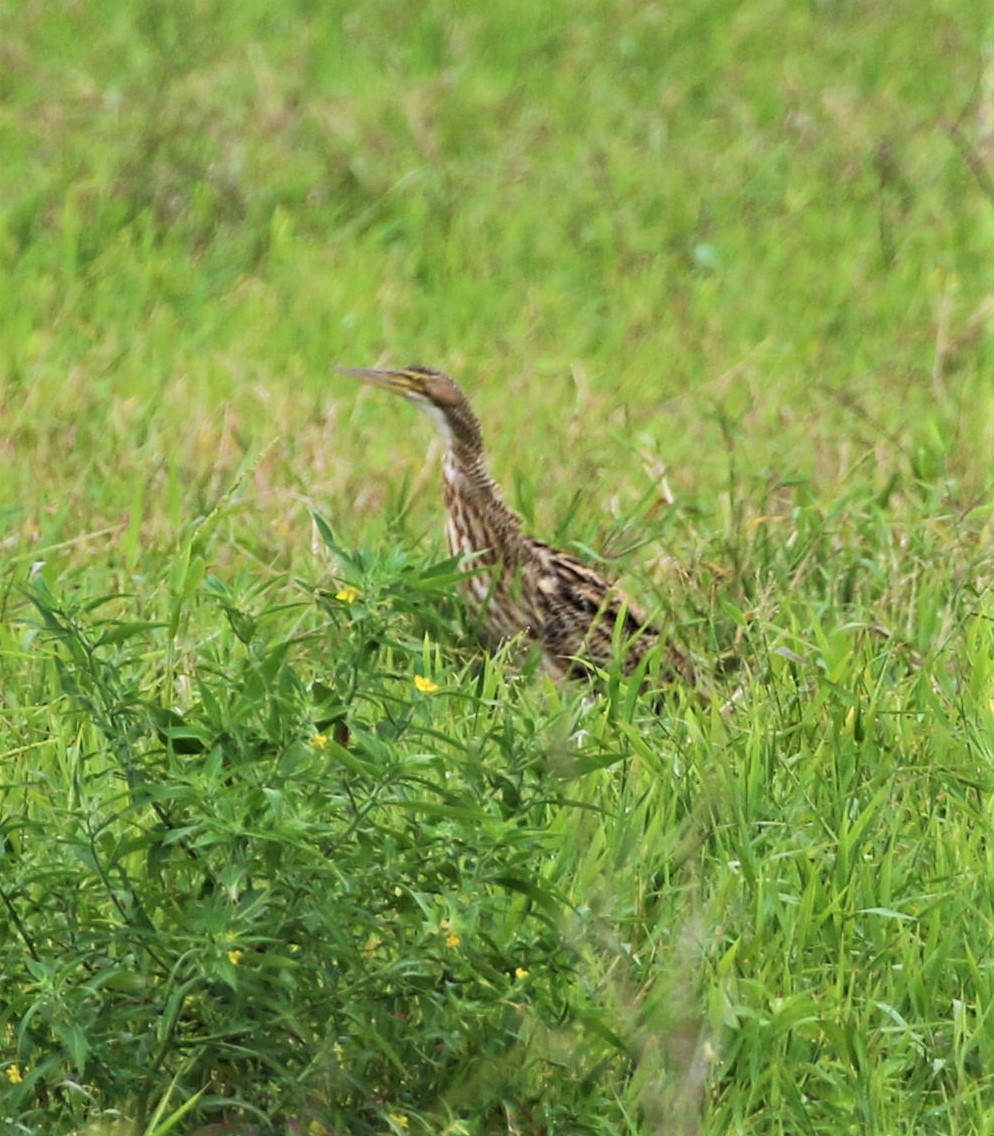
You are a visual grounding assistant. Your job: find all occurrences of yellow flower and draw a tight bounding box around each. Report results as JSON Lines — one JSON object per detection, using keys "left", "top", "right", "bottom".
{"left": 228, "top": 949, "right": 244, "bottom": 966}
{"left": 335, "top": 585, "right": 361, "bottom": 603}
{"left": 6, "top": 1065, "right": 23, "bottom": 1085}
{"left": 311, "top": 733, "right": 329, "bottom": 748}
{"left": 307, "top": 1122, "right": 327, "bottom": 1136}
{"left": 444, "top": 931, "right": 461, "bottom": 949}
{"left": 413, "top": 674, "right": 439, "bottom": 694}
{"left": 514, "top": 967, "right": 529, "bottom": 980}
{"left": 388, "top": 1115, "right": 410, "bottom": 1130}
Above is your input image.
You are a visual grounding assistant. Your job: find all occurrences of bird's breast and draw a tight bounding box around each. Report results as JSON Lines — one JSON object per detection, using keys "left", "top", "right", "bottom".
{"left": 442, "top": 457, "right": 533, "bottom": 640}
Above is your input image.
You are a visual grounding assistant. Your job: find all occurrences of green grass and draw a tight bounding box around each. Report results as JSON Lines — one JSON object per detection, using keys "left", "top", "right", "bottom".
{"left": 3, "top": 0, "right": 994, "bottom": 1132}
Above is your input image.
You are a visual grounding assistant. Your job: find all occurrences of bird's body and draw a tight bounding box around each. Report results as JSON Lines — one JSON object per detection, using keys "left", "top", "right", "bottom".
{"left": 340, "top": 365, "right": 694, "bottom": 685}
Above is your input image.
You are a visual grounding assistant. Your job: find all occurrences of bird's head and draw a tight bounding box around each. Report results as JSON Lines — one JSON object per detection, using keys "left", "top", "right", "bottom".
{"left": 338, "top": 364, "right": 462, "bottom": 408}
{"left": 338, "top": 364, "right": 481, "bottom": 452}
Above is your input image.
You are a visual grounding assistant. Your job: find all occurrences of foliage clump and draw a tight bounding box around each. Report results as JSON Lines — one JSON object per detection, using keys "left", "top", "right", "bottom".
{"left": 2, "top": 542, "right": 635, "bottom": 1133}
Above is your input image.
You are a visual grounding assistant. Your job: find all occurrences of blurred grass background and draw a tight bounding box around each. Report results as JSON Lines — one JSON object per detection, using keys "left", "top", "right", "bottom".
{"left": 3, "top": 0, "right": 992, "bottom": 567}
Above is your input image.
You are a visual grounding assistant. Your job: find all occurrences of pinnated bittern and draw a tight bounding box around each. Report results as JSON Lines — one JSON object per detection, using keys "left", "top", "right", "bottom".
{"left": 340, "top": 365, "right": 695, "bottom": 687}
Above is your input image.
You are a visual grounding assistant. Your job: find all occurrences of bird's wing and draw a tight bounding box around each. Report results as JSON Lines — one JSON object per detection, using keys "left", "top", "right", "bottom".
{"left": 526, "top": 540, "right": 695, "bottom": 684}
{"left": 525, "top": 543, "right": 651, "bottom": 673}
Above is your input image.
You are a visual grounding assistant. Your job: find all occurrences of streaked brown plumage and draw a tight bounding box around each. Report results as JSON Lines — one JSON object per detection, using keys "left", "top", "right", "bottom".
{"left": 339, "top": 364, "right": 694, "bottom": 686}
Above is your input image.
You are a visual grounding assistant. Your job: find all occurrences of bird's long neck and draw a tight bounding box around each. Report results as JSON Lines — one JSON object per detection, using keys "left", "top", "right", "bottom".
{"left": 441, "top": 437, "right": 525, "bottom": 562}
{"left": 444, "top": 438, "right": 496, "bottom": 496}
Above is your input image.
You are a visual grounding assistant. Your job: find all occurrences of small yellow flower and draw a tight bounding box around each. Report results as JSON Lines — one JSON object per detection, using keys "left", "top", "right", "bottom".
{"left": 311, "top": 733, "right": 329, "bottom": 748}
{"left": 335, "top": 585, "right": 361, "bottom": 603}
{"left": 445, "top": 931, "right": 461, "bottom": 949}
{"left": 413, "top": 674, "right": 439, "bottom": 694}
{"left": 228, "top": 949, "right": 244, "bottom": 966}
{"left": 6, "top": 1065, "right": 23, "bottom": 1085}
{"left": 388, "top": 1115, "right": 410, "bottom": 1130}
{"left": 514, "top": 967, "right": 529, "bottom": 980}
{"left": 307, "top": 1122, "right": 327, "bottom": 1136}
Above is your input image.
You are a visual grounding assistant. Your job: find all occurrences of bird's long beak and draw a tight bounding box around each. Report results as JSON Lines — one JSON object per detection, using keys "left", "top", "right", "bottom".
{"left": 337, "top": 366, "right": 419, "bottom": 395}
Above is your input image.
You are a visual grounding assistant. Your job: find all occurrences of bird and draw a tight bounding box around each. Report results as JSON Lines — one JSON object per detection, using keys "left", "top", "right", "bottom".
{"left": 339, "top": 364, "right": 696, "bottom": 688}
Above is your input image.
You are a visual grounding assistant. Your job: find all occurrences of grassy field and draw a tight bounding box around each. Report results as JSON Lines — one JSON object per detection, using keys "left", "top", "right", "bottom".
{"left": 3, "top": 1, "right": 994, "bottom": 1132}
